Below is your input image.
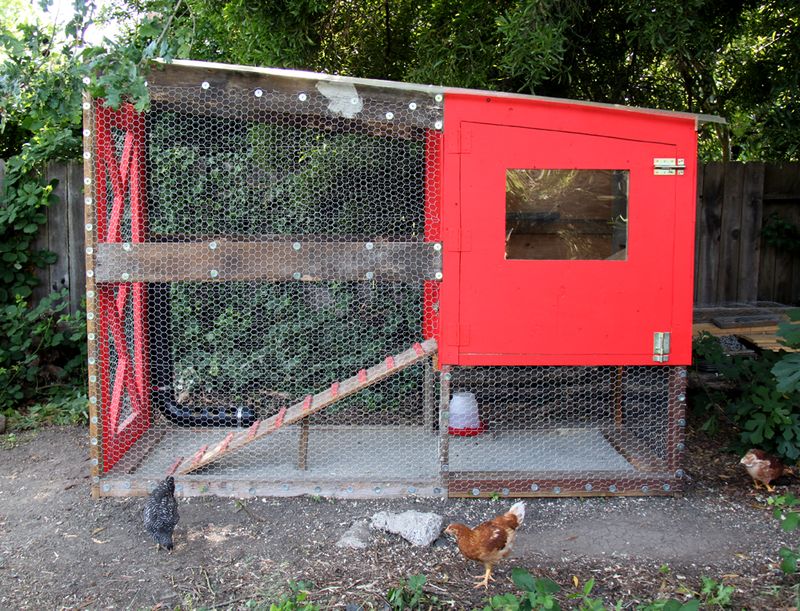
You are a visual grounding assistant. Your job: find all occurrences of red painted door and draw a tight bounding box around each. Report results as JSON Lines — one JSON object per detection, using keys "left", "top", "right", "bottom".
{"left": 456, "top": 121, "right": 680, "bottom": 366}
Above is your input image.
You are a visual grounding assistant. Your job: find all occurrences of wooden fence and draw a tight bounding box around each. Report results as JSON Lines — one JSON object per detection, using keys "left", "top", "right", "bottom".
{"left": 0, "top": 160, "right": 86, "bottom": 314}
{"left": 1, "top": 160, "right": 799, "bottom": 312}
{"left": 695, "top": 162, "right": 800, "bottom": 306}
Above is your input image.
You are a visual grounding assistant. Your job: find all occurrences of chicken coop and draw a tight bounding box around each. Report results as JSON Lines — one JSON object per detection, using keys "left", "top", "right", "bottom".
{"left": 84, "top": 60, "right": 719, "bottom": 499}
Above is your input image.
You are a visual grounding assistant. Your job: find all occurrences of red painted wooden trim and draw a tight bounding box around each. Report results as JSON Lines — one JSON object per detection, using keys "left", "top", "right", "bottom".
{"left": 385, "top": 355, "right": 396, "bottom": 369}
{"left": 166, "top": 456, "right": 183, "bottom": 476}
{"left": 273, "top": 407, "right": 287, "bottom": 429}
{"left": 412, "top": 342, "right": 425, "bottom": 356}
{"left": 189, "top": 445, "right": 209, "bottom": 467}
{"left": 218, "top": 432, "right": 235, "bottom": 454}
{"left": 246, "top": 419, "right": 261, "bottom": 441}
{"left": 423, "top": 129, "right": 442, "bottom": 344}
{"left": 301, "top": 395, "right": 313, "bottom": 412}
{"left": 330, "top": 381, "right": 340, "bottom": 397}
{"left": 94, "top": 102, "right": 151, "bottom": 472}
{"left": 357, "top": 368, "right": 368, "bottom": 383}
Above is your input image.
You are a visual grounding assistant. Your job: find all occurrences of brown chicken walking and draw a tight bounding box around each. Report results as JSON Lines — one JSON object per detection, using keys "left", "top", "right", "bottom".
{"left": 740, "top": 448, "right": 794, "bottom": 492}
{"left": 445, "top": 501, "right": 525, "bottom": 589}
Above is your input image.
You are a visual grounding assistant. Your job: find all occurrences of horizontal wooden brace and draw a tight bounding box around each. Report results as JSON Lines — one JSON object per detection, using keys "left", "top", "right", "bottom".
{"left": 94, "top": 240, "right": 442, "bottom": 283}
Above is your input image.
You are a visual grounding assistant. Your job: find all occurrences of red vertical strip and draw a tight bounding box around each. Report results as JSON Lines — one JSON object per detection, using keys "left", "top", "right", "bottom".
{"left": 424, "top": 129, "right": 443, "bottom": 243}
{"left": 423, "top": 129, "right": 443, "bottom": 342}
{"left": 93, "top": 102, "right": 111, "bottom": 242}
{"left": 97, "top": 284, "right": 114, "bottom": 471}
{"left": 94, "top": 101, "right": 151, "bottom": 473}
{"left": 129, "top": 109, "right": 150, "bottom": 417}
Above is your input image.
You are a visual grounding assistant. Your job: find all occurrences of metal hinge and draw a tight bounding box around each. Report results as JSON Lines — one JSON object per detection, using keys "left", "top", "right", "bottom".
{"left": 653, "top": 158, "right": 685, "bottom": 176}
{"left": 653, "top": 332, "right": 671, "bottom": 363}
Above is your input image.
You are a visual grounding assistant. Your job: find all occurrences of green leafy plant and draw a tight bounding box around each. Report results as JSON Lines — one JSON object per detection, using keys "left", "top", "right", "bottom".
{"left": 483, "top": 568, "right": 561, "bottom": 610}
{"left": 772, "top": 309, "right": 800, "bottom": 394}
{"left": 567, "top": 577, "right": 619, "bottom": 611}
{"left": 387, "top": 574, "right": 437, "bottom": 610}
{"left": 243, "top": 580, "right": 319, "bottom": 611}
{"left": 762, "top": 214, "right": 800, "bottom": 255}
{"left": 691, "top": 328, "right": 800, "bottom": 462}
{"left": 0, "top": 289, "right": 86, "bottom": 422}
{"left": 768, "top": 493, "right": 800, "bottom": 574}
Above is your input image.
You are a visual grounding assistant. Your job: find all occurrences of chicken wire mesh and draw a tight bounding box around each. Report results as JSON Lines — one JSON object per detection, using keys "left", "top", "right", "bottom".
{"left": 442, "top": 365, "right": 687, "bottom": 497}
{"left": 84, "top": 66, "right": 685, "bottom": 498}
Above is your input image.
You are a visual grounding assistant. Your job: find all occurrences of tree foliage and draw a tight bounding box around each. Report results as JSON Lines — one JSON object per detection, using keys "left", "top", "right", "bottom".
{"left": 98, "top": 0, "right": 798, "bottom": 162}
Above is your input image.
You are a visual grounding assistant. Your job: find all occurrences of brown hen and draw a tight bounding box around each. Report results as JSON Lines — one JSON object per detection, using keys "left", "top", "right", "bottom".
{"left": 740, "top": 448, "right": 793, "bottom": 492}
{"left": 445, "top": 501, "right": 525, "bottom": 589}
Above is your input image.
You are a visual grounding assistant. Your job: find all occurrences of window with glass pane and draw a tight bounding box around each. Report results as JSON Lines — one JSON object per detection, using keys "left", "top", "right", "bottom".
{"left": 505, "top": 169, "right": 629, "bottom": 260}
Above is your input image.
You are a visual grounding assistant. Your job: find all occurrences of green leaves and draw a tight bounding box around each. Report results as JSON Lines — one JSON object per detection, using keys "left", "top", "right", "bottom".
{"left": 773, "top": 354, "right": 800, "bottom": 394}
{"left": 769, "top": 494, "right": 800, "bottom": 574}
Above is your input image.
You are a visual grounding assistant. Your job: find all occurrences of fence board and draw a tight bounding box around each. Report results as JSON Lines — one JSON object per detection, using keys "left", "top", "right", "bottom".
{"left": 46, "top": 162, "right": 70, "bottom": 298}
{"left": 717, "top": 164, "right": 745, "bottom": 302}
{"left": 693, "top": 167, "right": 704, "bottom": 303}
{"left": 67, "top": 163, "right": 86, "bottom": 313}
{"left": 757, "top": 203, "right": 777, "bottom": 302}
{"left": 695, "top": 163, "right": 724, "bottom": 305}
{"left": 737, "top": 163, "right": 765, "bottom": 302}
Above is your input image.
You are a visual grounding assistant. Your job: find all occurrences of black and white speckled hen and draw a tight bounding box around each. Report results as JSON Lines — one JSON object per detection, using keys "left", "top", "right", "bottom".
{"left": 143, "top": 476, "right": 180, "bottom": 551}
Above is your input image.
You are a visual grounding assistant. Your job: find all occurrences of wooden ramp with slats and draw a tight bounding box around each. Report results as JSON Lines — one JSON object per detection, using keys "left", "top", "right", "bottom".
{"left": 172, "top": 338, "right": 438, "bottom": 475}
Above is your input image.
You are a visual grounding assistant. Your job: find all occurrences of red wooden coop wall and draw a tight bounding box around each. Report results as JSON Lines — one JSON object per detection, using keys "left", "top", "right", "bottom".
{"left": 436, "top": 93, "right": 699, "bottom": 367}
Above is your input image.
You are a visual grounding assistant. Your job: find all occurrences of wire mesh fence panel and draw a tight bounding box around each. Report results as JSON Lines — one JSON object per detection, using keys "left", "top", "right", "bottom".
{"left": 443, "top": 365, "right": 687, "bottom": 497}
{"left": 86, "top": 72, "right": 444, "bottom": 497}
{"left": 84, "top": 65, "right": 685, "bottom": 498}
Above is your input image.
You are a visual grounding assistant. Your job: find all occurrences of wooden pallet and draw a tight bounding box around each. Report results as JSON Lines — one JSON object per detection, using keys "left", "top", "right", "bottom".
{"left": 173, "top": 338, "right": 438, "bottom": 475}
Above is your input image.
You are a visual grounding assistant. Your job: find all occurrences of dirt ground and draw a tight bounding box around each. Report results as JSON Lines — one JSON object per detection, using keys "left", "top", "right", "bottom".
{"left": 1, "top": 425, "right": 799, "bottom": 610}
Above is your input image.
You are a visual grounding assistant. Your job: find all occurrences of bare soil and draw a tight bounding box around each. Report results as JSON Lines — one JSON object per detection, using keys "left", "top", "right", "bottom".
{"left": 1, "top": 425, "right": 799, "bottom": 610}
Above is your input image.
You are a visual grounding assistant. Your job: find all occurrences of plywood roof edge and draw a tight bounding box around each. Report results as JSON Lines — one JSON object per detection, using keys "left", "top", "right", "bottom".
{"left": 154, "top": 59, "right": 726, "bottom": 125}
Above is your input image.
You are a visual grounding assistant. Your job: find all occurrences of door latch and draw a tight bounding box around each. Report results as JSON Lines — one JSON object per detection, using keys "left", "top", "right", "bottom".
{"left": 653, "top": 158, "right": 685, "bottom": 176}
{"left": 653, "top": 332, "right": 671, "bottom": 363}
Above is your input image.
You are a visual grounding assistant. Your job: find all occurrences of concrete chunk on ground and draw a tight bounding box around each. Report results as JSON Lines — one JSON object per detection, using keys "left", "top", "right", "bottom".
{"left": 370, "top": 510, "right": 444, "bottom": 546}
{"left": 335, "top": 519, "right": 372, "bottom": 549}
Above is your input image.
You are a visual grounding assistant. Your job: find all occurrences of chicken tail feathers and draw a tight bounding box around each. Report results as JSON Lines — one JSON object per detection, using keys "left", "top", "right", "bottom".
{"left": 508, "top": 501, "right": 526, "bottom": 524}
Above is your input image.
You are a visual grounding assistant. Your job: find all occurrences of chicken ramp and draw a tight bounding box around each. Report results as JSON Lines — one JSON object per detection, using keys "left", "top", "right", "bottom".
{"left": 173, "top": 338, "right": 438, "bottom": 475}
